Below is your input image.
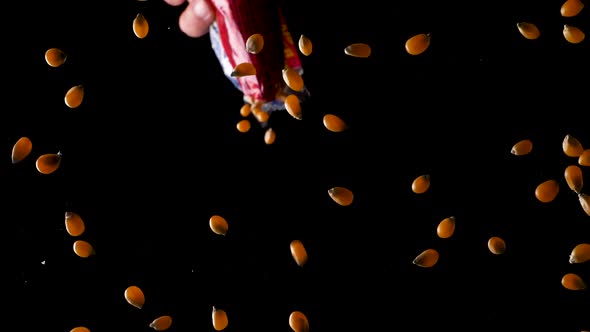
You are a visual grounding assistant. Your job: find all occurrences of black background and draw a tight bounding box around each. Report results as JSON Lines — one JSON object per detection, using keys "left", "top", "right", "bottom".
{"left": 7, "top": 0, "right": 590, "bottom": 331}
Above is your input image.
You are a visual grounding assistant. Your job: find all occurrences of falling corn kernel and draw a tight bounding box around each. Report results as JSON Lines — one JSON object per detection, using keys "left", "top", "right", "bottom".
{"left": 264, "top": 128, "right": 276, "bottom": 145}
{"left": 298, "top": 34, "right": 312, "bottom": 56}
{"left": 284, "top": 94, "right": 302, "bottom": 120}
{"left": 563, "top": 24, "right": 585, "bottom": 44}
{"left": 328, "top": 186, "right": 354, "bottom": 206}
{"left": 344, "top": 43, "right": 371, "bottom": 58}
{"left": 254, "top": 109, "right": 270, "bottom": 123}
{"left": 579, "top": 193, "right": 590, "bottom": 216}
{"left": 535, "top": 179, "right": 559, "bottom": 203}
{"left": 133, "top": 13, "right": 149, "bottom": 39}
{"left": 411, "top": 174, "right": 430, "bottom": 194}
{"left": 231, "top": 62, "right": 256, "bottom": 77}
{"left": 488, "top": 236, "right": 506, "bottom": 255}
{"left": 437, "top": 216, "right": 456, "bottom": 239}
{"left": 569, "top": 243, "right": 590, "bottom": 263}
{"left": 245, "top": 33, "right": 264, "bottom": 54}
{"left": 36, "top": 152, "right": 62, "bottom": 175}
{"left": 11, "top": 136, "right": 32, "bottom": 164}
{"left": 282, "top": 67, "right": 304, "bottom": 92}
{"left": 237, "top": 119, "right": 251, "bottom": 133}
{"left": 510, "top": 139, "right": 533, "bottom": 156}
{"left": 561, "top": 272, "right": 587, "bottom": 290}
{"left": 579, "top": 149, "right": 590, "bottom": 166}
{"left": 413, "top": 248, "right": 439, "bottom": 268}
{"left": 73, "top": 240, "right": 95, "bottom": 258}
{"left": 65, "top": 85, "right": 84, "bottom": 109}
{"left": 65, "top": 211, "right": 85, "bottom": 237}
{"left": 239, "top": 103, "right": 251, "bottom": 117}
{"left": 70, "top": 327, "right": 91, "bottom": 332}
{"left": 251, "top": 103, "right": 263, "bottom": 119}
{"left": 209, "top": 215, "right": 228, "bottom": 236}
{"left": 561, "top": 0, "right": 584, "bottom": 17}
{"left": 290, "top": 240, "right": 308, "bottom": 267}
{"left": 323, "top": 114, "right": 348, "bottom": 132}
{"left": 563, "top": 134, "right": 584, "bottom": 157}
{"left": 289, "top": 311, "right": 310, "bottom": 332}
{"left": 45, "top": 47, "right": 67, "bottom": 67}
{"left": 212, "top": 306, "right": 228, "bottom": 331}
{"left": 516, "top": 22, "right": 541, "bottom": 40}
{"left": 405, "top": 33, "right": 431, "bottom": 55}
{"left": 149, "top": 315, "right": 173, "bottom": 331}
{"left": 564, "top": 165, "right": 584, "bottom": 193}
{"left": 124, "top": 285, "right": 145, "bottom": 309}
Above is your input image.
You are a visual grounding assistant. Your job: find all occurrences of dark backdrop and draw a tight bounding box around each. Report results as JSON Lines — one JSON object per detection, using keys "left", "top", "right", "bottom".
{"left": 6, "top": 1, "right": 590, "bottom": 331}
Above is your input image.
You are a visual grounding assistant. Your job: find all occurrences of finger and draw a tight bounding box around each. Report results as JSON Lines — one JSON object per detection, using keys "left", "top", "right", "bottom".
{"left": 164, "top": 0, "right": 187, "bottom": 6}
{"left": 179, "top": 0, "right": 215, "bottom": 37}
{"left": 192, "top": 0, "right": 215, "bottom": 26}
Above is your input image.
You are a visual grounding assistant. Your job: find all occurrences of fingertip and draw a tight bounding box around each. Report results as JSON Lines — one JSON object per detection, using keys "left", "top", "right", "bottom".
{"left": 164, "top": 0, "right": 187, "bottom": 6}
{"left": 193, "top": 0, "right": 216, "bottom": 25}
{"left": 179, "top": 6, "right": 211, "bottom": 38}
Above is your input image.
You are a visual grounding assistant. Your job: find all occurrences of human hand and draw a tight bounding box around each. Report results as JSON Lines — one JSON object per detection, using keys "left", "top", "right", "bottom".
{"left": 164, "top": 0, "right": 216, "bottom": 37}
